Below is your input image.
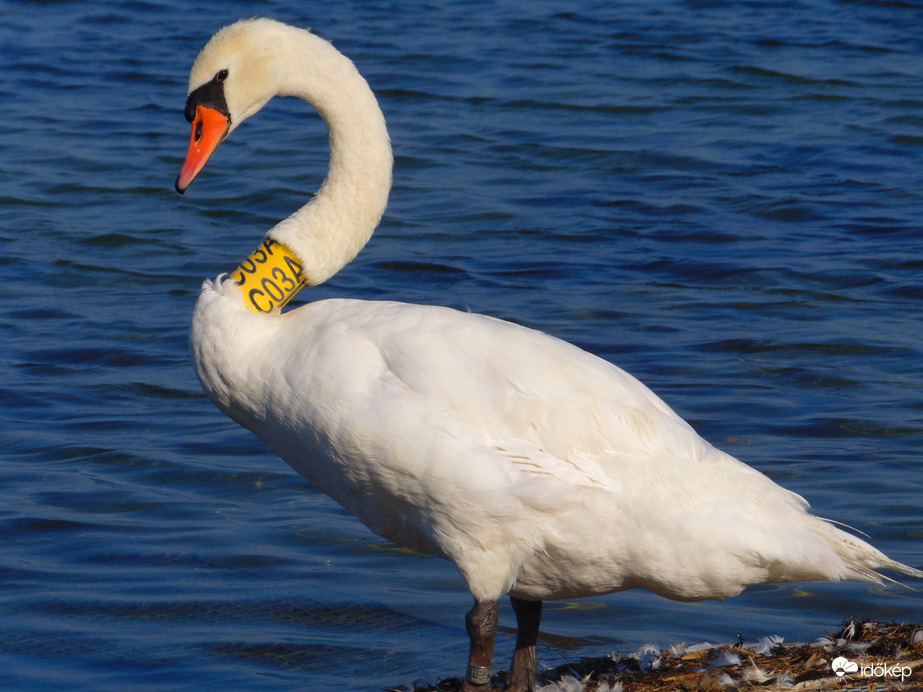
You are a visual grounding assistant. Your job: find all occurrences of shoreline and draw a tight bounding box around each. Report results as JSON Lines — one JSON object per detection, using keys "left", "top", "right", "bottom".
{"left": 387, "top": 620, "right": 923, "bottom": 691}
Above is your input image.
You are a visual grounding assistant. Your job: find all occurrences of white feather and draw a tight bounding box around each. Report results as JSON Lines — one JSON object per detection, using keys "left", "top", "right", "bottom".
{"left": 707, "top": 649, "right": 742, "bottom": 668}
{"left": 715, "top": 672, "right": 736, "bottom": 687}
{"left": 741, "top": 664, "right": 771, "bottom": 683}
{"left": 635, "top": 643, "right": 662, "bottom": 671}
{"left": 753, "top": 635, "right": 784, "bottom": 655}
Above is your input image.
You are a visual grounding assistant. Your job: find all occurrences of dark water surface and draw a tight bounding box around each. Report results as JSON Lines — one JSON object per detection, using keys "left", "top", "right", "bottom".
{"left": 1, "top": 0, "right": 922, "bottom": 689}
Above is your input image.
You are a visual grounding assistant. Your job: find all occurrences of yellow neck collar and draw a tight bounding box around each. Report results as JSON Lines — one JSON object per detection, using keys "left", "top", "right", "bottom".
{"left": 231, "top": 239, "right": 307, "bottom": 313}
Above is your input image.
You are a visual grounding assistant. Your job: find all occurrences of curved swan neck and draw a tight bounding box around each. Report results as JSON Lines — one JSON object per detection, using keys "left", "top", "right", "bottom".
{"left": 258, "top": 24, "right": 392, "bottom": 286}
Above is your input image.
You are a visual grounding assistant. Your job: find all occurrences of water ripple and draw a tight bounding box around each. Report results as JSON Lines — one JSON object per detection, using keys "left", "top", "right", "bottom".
{"left": 1, "top": 1, "right": 921, "bottom": 690}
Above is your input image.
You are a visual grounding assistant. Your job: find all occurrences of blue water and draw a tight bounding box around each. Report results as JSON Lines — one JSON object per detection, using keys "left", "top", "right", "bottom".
{"left": 2, "top": 0, "right": 922, "bottom": 689}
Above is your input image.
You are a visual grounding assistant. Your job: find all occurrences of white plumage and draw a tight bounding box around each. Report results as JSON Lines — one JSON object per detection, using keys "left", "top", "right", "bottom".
{"left": 177, "top": 19, "right": 920, "bottom": 691}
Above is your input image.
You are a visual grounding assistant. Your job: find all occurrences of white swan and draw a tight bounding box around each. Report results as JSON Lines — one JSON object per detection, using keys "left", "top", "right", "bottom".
{"left": 176, "top": 19, "right": 920, "bottom": 691}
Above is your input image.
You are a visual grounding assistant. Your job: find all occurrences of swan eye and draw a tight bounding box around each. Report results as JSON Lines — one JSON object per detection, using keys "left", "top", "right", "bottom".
{"left": 215, "top": 69, "right": 229, "bottom": 83}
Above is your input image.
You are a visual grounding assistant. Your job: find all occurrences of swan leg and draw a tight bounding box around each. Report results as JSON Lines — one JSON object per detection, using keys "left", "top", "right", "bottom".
{"left": 507, "top": 596, "right": 542, "bottom": 692}
{"left": 462, "top": 599, "right": 499, "bottom": 691}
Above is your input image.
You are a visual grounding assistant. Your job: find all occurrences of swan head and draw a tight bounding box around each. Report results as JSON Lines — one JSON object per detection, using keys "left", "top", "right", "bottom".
{"left": 175, "top": 18, "right": 301, "bottom": 193}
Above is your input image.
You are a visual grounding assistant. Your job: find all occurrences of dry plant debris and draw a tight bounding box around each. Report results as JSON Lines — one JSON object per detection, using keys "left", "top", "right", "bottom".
{"left": 387, "top": 620, "right": 923, "bottom": 692}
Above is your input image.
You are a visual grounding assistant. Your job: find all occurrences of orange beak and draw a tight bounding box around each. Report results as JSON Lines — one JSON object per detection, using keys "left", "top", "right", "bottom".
{"left": 175, "top": 105, "right": 230, "bottom": 194}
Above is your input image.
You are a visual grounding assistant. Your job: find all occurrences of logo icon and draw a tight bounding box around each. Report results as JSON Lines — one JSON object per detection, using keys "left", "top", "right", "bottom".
{"left": 831, "top": 657, "right": 859, "bottom": 677}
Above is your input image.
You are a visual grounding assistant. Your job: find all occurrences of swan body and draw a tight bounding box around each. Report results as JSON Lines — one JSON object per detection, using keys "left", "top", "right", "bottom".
{"left": 179, "top": 19, "right": 920, "bottom": 690}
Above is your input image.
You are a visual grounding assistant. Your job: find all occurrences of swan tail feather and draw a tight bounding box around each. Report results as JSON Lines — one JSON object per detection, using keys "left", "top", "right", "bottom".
{"left": 818, "top": 520, "right": 923, "bottom": 587}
